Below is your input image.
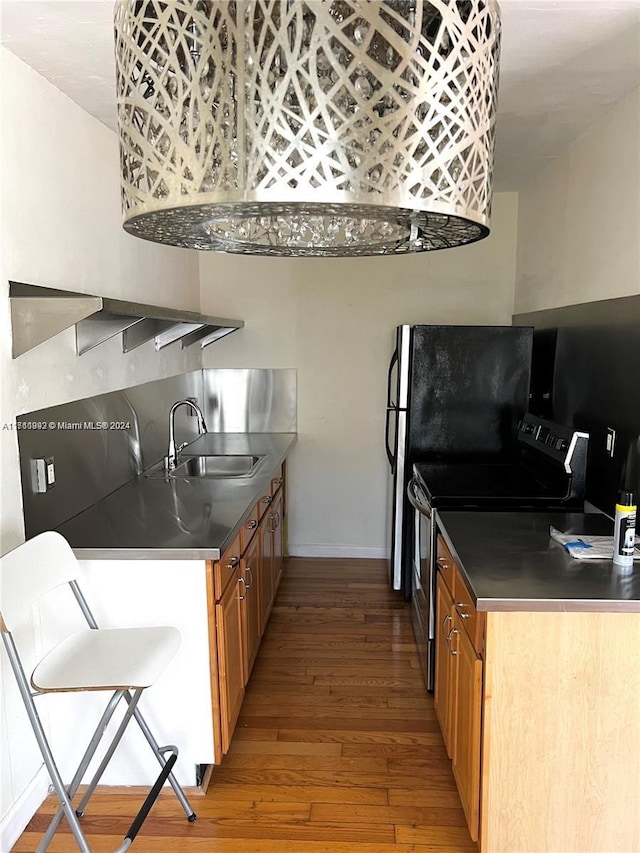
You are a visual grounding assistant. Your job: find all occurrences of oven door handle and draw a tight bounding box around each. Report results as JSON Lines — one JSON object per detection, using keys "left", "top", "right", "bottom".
{"left": 407, "top": 478, "right": 432, "bottom": 518}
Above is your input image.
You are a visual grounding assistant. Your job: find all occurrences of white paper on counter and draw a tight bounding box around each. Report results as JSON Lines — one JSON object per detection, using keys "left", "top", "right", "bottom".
{"left": 550, "top": 526, "right": 640, "bottom": 561}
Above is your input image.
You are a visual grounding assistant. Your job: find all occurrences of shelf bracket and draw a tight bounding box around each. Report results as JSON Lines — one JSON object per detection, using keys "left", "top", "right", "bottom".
{"left": 9, "top": 281, "right": 244, "bottom": 358}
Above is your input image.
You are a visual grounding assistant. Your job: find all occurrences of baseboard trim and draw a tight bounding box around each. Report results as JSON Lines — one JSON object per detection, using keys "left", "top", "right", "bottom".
{"left": 1, "top": 767, "right": 49, "bottom": 853}
{"left": 288, "top": 545, "right": 387, "bottom": 559}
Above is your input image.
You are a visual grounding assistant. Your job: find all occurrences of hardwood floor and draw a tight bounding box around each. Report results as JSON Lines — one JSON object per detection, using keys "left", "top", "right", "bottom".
{"left": 13, "top": 558, "right": 474, "bottom": 852}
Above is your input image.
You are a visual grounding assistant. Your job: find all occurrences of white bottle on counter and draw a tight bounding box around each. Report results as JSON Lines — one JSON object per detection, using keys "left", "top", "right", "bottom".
{"left": 613, "top": 490, "right": 636, "bottom": 570}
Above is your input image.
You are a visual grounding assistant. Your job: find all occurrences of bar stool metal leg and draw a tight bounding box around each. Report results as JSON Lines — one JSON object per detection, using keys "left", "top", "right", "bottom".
{"left": 73, "top": 689, "right": 144, "bottom": 819}
{"left": 37, "top": 689, "right": 144, "bottom": 853}
{"left": 70, "top": 580, "right": 196, "bottom": 821}
{"left": 125, "top": 693, "right": 197, "bottom": 822}
{"left": 1, "top": 632, "right": 92, "bottom": 853}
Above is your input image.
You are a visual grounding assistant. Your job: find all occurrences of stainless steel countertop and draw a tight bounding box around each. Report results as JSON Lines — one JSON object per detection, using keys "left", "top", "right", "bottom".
{"left": 438, "top": 511, "right": 640, "bottom": 613}
{"left": 56, "top": 433, "right": 296, "bottom": 560}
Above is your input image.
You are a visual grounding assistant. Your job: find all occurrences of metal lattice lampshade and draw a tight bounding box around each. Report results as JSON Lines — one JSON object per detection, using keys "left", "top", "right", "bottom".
{"left": 114, "top": 1, "right": 501, "bottom": 257}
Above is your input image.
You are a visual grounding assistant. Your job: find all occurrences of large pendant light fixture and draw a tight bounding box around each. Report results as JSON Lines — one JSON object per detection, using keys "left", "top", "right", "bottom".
{"left": 114, "top": 1, "right": 501, "bottom": 257}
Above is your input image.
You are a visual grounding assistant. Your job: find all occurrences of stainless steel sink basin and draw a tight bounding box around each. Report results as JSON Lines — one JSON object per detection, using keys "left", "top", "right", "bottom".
{"left": 175, "top": 454, "right": 265, "bottom": 478}
{"left": 145, "top": 454, "right": 265, "bottom": 479}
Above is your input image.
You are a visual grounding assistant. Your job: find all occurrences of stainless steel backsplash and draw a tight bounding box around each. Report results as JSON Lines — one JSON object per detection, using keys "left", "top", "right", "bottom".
{"left": 203, "top": 369, "right": 297, "bottom": 433}
{"left": 17, "top": 369, "right": 296, "bottom": 537}
{"left": 514, "top": 294, "right": 640, "bottom": 516}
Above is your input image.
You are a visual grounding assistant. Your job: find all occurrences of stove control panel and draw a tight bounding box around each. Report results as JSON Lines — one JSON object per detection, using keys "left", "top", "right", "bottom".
{"left": 517, "top": 415, "right": 589, "bottom": 487}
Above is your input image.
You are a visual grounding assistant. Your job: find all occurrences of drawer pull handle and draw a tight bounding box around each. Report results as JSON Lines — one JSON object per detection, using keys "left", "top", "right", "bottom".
{"left": 446, "top": 627, "right": 459, "bottom": 655}
{"left": 237, "top": 577, "right": 246, "bottom": 600}
{"left": 436, "top": 557, "right": 448, "bottom": 567}
{"left": 441, "top": 614, "right": 452, "bottom": 638}
{"left": 273, "top": 477, "right": 283, "bottom": 486}
{"left": 246, "top": 519, "right": 258, "bottom": 530}
{"left": 245, "top": 566, "right": 253, "bottom": 589}
{"left": 226, "top": 556, "right": 239, "bottom": 569}
{"left": 262, "top": 496, "right": 273, "bottom": 505}
{"left": 456, "top": 602, "right": 471, "bottom": 619}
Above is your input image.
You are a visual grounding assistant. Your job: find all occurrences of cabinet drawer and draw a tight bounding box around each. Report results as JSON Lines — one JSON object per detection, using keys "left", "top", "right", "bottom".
{"left": 270, "top": 462, "right": 285, "bottom": 496}
{"left": 239, "top": 504, "right": 260, "bottom": 552}
{"left": 454, "top": 571, "right": 484, "bottom": 656}
{"left": 214, "top": 535, "right": 242, "bottom": 601}
{"left": 257, "top": 490, "right": 274, "bottom": 520}
{"left": 436, "top": 536, "right": 456, "bottom": 598}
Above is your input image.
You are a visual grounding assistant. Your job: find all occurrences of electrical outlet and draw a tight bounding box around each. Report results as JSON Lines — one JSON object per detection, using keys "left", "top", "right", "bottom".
{"left": 606, "top": 428, "right": 616, "bottom": 458}
{"left": 31, "top": 456, "right": 55, "bottom": 493}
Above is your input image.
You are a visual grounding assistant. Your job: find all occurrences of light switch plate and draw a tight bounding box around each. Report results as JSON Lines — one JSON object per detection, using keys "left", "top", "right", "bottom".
{"left": 606, "top": 428, "right": 616, "bottom": 458}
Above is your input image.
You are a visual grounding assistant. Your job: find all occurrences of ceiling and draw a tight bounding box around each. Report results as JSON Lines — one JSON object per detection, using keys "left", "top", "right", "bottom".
{"left": 1, "top": 0, "right": 639, "bottom": 191}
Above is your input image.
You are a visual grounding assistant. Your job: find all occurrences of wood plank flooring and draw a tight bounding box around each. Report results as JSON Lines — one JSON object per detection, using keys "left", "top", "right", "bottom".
{"left": 13, "top": 558, "right": 473, "bottom": 852}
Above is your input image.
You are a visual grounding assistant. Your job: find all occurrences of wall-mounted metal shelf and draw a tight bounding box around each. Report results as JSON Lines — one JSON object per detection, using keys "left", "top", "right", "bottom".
{"left": 9, "top": 282, "right": 244, "bottom": 358}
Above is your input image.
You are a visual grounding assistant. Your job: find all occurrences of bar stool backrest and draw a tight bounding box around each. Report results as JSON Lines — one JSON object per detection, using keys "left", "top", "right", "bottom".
{"left": 1, "top": 531, "right": 79, "bottom": 632}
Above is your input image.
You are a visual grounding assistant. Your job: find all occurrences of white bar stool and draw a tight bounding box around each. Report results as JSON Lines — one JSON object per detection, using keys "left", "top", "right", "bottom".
{"left": 0, "top": 531, "right": 197, "bottom": 852}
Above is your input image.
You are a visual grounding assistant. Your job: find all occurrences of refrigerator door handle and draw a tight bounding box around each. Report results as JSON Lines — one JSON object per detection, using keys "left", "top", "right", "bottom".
{"left": 387, "top": 347, "right": 398, "bottom": 408}
{"left": 385, "top": 404, "right": 396, "bottom": 469}
{"left": 390, "top": 409, "right": 408, "bottom": 592}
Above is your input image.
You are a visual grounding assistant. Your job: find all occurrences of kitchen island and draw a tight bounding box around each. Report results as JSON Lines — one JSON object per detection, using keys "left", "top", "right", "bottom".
{"left": 435, "top": 511, "right": 640, "bottom": 853}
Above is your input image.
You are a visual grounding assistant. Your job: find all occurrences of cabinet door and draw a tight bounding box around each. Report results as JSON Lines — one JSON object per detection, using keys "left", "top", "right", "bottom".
{"left": 271, "top": 489, "right": 284, "bottom": 594}
{"left": 215, "top": 569, "right": 245, "bottom": 753}
{"left": 452, "top": 611, "right": 483, "bottom": 842}
{"left": 259, "top": 513, "right": 274, "bottom": 635}
{"left": 241, "top": 536, "right": 261, "bottom": 683}
{"left": 434, "top": 572, "right": 455, "bottom": 758}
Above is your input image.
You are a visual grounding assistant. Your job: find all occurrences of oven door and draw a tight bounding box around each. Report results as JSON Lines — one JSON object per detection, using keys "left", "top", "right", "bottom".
{"left": 407, "top": 477, "right": 435, "bottom": 691}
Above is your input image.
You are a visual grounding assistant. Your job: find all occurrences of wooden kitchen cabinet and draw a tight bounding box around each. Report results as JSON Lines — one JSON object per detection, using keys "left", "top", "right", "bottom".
{"left": 434, "top": 534, "right": 483, "bottom": 842}
{"left": 259, "top": 479, "right": 285, "bottom": 634}
{"left": 271, "top": 488, "right": 284, "bottom": 593}
{"left": 436, "top": 536, "right": 456, "bottom": 599}
{"left": 434, "top": 572, "right": 455, "bottom": 758}
{"left": 241, "top": 534, "right": 261, "bottom": 682}
{"left": 259, "top": 506, "right": 274, "bottom": 634}
{"left": 434, "top": 524, "right": 640, "bottom": 853}
{"left": 257, "top": 489, "right": 275, "bottom": 520}
{"left": 239, "top": 505, "right": 260, "bottom": 553}
{"left": 215, "top": 564, "right": 245, "bottom": 754}
{"left": 270, "top": 462, "right": 285, "bottom": 496}
{"left": 213, "top": 534, "right": 241, "bottom": 600}
{"left": 451, "top": 609, "right": 483, "bottom": 840}
{"left": 206, "top": 463, "right": 288, "bottom": 764}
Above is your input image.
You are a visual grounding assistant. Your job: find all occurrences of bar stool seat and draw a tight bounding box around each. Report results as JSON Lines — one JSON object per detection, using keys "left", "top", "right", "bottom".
{"left": 32, "top": 626, "right": 181, "bottom": 692}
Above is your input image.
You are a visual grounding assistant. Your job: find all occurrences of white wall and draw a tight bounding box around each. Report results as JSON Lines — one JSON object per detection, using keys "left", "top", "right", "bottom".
{"left": 199, "top": 193, "right": 520, "bottom": 557}
{"left": 0, "top": 49, "right": 201, "bottom": 844}
{"left": 514, "top": 87, "right": 640, "bottom": 312}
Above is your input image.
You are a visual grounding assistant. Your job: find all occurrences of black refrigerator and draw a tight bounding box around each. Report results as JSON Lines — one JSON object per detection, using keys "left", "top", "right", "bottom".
{"left": 385, "top": 324, "right": 534, "bottom": 597}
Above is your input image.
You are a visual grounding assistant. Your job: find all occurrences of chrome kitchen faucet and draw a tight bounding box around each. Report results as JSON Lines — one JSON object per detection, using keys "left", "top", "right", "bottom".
{"left": 165, "top": 400, "right": 207, "bottom": 471}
